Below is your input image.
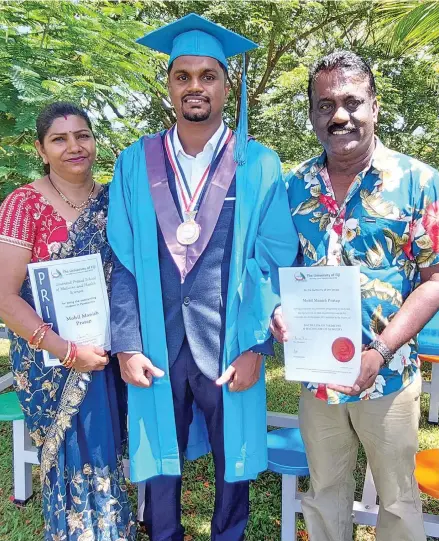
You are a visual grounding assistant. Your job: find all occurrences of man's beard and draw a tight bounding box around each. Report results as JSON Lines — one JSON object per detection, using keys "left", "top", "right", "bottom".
{"left": 182, "top": 103, "right": 212, "bottom": 122}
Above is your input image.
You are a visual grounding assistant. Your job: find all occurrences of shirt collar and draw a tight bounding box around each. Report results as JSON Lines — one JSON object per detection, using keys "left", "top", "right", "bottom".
{"left": 173, "top": 120, "right": 225, "bottom": 160}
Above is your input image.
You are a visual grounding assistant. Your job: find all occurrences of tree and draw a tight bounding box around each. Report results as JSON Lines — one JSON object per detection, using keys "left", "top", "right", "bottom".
{"left": 1, "top": 0, "right": 439, "bottom": 198}
{"left": 377, "top": 1, "right": 439, "bottom": 55}
{"left": 0, "top": 0, "right": 160, "bottom": 197}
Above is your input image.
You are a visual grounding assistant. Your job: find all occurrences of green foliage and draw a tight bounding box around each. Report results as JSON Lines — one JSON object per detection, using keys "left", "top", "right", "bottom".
{"left": 0, "top": 0, "right": 161, "bottom": 197}
{"left": 377, "top": 1, "right": 439, "bottom": 55}
{"left": 0, "top": 0, "right": 439, "bottom": 198}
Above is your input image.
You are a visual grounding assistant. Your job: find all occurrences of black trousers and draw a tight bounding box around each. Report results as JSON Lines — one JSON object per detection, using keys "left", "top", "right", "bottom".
{"left": 143, "top": 339, "right": 249, "bottom": 541}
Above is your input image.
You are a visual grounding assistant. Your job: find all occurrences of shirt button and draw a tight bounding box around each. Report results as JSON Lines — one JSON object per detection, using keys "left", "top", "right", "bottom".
{"left": 183, "top": 296, "right": 190, "bottom": 306}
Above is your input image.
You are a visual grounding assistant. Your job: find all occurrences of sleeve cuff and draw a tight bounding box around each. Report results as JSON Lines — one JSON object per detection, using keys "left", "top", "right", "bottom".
{"left": 249, "top": 337, "right": 274, "bottom": 356}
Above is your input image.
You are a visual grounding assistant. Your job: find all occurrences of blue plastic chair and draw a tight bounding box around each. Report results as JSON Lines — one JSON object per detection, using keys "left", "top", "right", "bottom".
{"left": 419, "top": 312, "right": 439, "bottom": 423}
{"left": 267, "top": 427, "right": 309, "bottom": 541}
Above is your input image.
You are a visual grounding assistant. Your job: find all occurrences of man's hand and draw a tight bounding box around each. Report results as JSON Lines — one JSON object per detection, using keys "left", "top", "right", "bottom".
{"left": 216, "top": 350, "right": 263, "bottom": 392}
{"left": 328, "top": 348, "right": 383, "bottom": 396}
{"left": 118, "top": 352, "right": 165, "bottom": 388}
{"left": 269, "top": 306, "right": 289, "bottom": 343}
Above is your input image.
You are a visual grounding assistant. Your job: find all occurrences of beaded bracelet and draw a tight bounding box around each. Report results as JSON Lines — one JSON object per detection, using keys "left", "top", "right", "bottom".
{"left": 29, "top": 323, "right": 52, "bottom": 351}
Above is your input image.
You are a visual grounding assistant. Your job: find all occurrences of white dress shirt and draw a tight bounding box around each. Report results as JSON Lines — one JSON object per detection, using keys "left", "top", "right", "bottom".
{"left": 123, "top": 122, "right": 226, "bottom": 355}
{"left": 172, "top": 121, "right": 225, "bottom": 214}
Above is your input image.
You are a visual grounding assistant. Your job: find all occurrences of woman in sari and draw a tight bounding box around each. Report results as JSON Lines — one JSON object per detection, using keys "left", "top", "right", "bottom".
{"left": 0, "top": 102, "right": 135, "bottom": 540}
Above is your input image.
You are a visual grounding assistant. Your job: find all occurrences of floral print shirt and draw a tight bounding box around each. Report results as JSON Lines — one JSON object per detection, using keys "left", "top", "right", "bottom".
{"left": 286, "top": 139, "right": 439, "bottom": 404}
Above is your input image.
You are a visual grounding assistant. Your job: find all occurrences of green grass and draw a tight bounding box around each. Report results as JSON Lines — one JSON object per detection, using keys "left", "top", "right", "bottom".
{"left": 0, "top": 340, "right": 438, "bottom": 540}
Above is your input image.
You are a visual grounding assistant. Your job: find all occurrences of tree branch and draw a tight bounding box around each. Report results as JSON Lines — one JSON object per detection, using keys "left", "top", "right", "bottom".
{"left": 106, "top": 100, "right": 125, "bottom": 119}
{"left": 249, "top": 9, "right": 361, "bottom": 106}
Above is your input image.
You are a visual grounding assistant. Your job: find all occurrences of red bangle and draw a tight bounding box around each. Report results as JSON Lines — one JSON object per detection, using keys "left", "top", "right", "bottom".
{"left": 61, "top": 341, "right": 78, "bottom": 369}
{"left": 29, "top": 323, "right": 49, "bottom": 347}
{"left": 29, "top": 323, "right": 52, "bottom": 350}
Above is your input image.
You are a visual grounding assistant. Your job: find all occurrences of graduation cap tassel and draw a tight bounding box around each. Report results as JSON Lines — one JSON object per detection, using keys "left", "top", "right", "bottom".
{"left": 233, "top": 53, "right": 248, "bottom": 166}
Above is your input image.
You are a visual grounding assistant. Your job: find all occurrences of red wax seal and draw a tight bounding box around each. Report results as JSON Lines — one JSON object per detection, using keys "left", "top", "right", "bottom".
{"left": 332, "top": 337, "right": 355, "bottom": 362}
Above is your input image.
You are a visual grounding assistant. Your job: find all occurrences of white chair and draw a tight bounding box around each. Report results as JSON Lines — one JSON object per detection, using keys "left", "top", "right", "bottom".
{"left": 265, "top": 413, "right": 439, "bottom": 539}
{"left": 0, "top": 370, "right": 144, "bottom": 519}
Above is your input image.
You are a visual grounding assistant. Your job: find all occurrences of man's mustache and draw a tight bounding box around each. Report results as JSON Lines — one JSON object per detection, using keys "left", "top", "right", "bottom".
{"left": 182, "top": 94, "right": 210, "bottom": 102}
{"left": 328, "top": 124, "right": 356, "bottom": 134}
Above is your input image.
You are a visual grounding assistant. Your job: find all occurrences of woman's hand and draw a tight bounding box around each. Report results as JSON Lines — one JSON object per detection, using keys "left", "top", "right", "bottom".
{"left": 74, "top": 344, "right": 109, "bottom": 372}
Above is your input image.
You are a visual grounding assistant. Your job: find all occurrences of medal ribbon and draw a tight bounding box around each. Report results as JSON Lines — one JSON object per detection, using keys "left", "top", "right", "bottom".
{"left": 165, "top": 123, "right": 232, "bottom": 216}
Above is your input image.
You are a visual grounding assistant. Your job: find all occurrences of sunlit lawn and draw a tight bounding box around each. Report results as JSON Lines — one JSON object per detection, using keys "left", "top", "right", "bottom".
{"left": 0, "top": 339, "right": 438, "bottom": 540}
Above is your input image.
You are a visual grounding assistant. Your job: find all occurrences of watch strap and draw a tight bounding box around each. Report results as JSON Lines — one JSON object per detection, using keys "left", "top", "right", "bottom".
{"left": 368, "top": 339, "right": 393, "bottom": 366}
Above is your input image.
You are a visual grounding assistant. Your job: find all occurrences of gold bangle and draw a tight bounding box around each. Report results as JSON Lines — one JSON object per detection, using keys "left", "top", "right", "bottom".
{"left": 62, "top": 341, "right": 71, "bottom": 363}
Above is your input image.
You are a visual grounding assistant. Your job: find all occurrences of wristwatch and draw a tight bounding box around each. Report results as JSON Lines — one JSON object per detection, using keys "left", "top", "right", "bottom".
{"left": 367, "top": 339, "right": 394, "bottom": 367}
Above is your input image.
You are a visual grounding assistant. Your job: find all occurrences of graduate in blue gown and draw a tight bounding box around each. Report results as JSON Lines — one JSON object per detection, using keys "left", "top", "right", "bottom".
{"left": 107, "top": 13, "right": 298, "bottom": 541}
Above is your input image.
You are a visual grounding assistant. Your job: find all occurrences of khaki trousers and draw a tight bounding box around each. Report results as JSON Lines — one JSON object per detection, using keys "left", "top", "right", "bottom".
{"left": 299, "top": 374, "right": 425, "bottom": 541}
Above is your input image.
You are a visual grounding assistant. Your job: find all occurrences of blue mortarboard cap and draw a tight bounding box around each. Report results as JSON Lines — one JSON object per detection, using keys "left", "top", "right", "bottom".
{"left": 137, "top": 13, "right": 258, "bottom": 164}
{"left": 137, "top": 13, "right": 256, "bottom": 69}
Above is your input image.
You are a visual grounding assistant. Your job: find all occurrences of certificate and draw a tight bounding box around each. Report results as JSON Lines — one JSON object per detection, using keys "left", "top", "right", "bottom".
{"left": 279, "top": 266, "right": 362, "bottom": 386}
{"left": 28, "top": 253, "right": 111, "bottom": 367}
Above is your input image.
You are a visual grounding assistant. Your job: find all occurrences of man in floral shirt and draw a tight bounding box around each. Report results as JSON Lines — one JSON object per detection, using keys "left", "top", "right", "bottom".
{"left": 271, "top": 51, "right": 439, "bottom": 541}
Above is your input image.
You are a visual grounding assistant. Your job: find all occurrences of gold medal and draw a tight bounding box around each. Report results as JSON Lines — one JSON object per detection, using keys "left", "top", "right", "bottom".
{"left": 176, "top": 219, "right": 200, "bottom": 245}
{"left": 177, "top": 211, "right": 200, "bottom": 245}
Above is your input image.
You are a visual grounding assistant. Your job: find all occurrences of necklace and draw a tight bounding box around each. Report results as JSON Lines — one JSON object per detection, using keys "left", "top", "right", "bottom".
{"left": 48, "top": 175, "right": 95, "bottom": 211}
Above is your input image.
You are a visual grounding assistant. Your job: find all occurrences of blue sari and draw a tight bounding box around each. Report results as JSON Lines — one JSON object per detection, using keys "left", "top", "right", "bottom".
{"left": 9, "top": 186, "right": 136, "bottom": 541}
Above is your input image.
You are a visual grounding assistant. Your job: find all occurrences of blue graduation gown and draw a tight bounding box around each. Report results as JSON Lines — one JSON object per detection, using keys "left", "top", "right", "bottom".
{"left": 107, "top": 133, "right": 298, "bottom": 483}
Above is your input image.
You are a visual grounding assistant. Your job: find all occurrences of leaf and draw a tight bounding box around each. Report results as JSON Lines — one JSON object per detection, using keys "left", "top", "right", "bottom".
{"left": 299, "top": 233, "right": 317, "bottom": 261}
{"left": 370, "top": 304, "right": 388, "bottom": 336}
{"left": 365, "top": 242, "right": 386, "bottom": 268}
{"left": 310, "top": 184, "right": 321, "bottom": 197}
{"left": 383, "top": 228, "right": 407, "bottom": 257}
{"left": 41, "top": 80, "right": 66, "bottom": 93}
{"left": 379, "top": 1, "right": 439, "bottom": 55}
{"left": 319, "top": 213, "right": 331, "bottom": 231}
{"left": 310, "top": 210, "right": 323, "bottom": 224}
{"left": 361, "top": 278, "right": 403, "bottom": 307}
{"left": 312, "top": 256, "right": 327, "bottom": 266}
{"left": 402, "top": 259, "right": 416, "bottom": 279}
{"left": 342, "top": 249, "right": 361, "bottom": 266}
{"left": 294, "top": 197, "right": 321, "bottom": 215}
{"left": 360, "top": 190, "right": 396, "bottom": 218}
{"left": 416, "top": 248, "right": 437, "bottom": 267}
{"left": 415, "top": 234, "right": 433, "bottom": 250}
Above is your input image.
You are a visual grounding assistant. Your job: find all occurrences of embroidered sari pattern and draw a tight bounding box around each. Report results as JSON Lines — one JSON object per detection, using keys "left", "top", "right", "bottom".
{"left": 5, "top": 186, "right": 135, "bottom": 540}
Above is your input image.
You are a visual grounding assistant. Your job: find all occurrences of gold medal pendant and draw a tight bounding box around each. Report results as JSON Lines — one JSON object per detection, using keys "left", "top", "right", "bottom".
{"left": 177, "top": 212, "right": 200, "bottom": 245}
